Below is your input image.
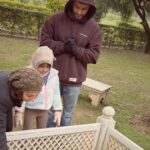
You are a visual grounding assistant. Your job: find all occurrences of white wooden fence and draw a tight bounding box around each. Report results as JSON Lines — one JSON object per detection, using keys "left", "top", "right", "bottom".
{"left": 7, "top": 107, "right": 143, "bottom": 150}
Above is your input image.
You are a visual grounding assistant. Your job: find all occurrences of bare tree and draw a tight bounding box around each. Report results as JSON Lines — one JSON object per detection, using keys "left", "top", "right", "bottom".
{"left": 132, "top": 0, "right": 150, "bottom": 53}
{"left": 96, "top": 0, "right": 150, "bottom": 53}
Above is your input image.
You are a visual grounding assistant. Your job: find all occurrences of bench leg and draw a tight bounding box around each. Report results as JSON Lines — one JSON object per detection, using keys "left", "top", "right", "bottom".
{"left": 99, "top": 90, "right": 110, "bottom": 103}
{"left": 88, "top": 93, "right": 100, "bottom": 106}
{"left": 88, "top": 90, "right": 110, "bottom": 106}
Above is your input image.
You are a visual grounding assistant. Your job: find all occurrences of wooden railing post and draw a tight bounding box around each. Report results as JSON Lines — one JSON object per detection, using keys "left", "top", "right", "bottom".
{"left": 97, "top": 106, "right": 116, "bottom": 128}
{"left": 96, "top": 106, "right": 116, "bottom": 150}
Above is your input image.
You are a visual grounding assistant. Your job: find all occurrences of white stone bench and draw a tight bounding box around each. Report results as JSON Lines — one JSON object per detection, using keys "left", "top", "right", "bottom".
{"left": 82, "top": 78, "right": 112, "bottom": 106}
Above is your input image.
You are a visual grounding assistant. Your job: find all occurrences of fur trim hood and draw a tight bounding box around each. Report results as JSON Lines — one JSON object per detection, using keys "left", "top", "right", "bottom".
{"left": 8, "top": 68, "right": 43, "bottom": 92}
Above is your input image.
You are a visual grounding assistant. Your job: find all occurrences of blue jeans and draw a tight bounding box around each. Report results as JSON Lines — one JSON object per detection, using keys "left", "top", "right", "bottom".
{"left": 47, "top": 108, "right": 57, "bottom": 127}
{"left": 47, "top": 85, "right": 81, "bottom": 127}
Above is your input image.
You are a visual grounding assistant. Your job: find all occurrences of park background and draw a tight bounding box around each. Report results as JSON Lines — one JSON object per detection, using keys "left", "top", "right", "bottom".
{"left": 0, "top": 0, "right": 150, "bottom": 149}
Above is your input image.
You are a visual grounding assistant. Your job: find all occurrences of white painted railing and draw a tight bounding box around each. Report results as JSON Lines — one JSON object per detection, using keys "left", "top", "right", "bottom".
{"left": 7, "top": 106, "right": 143, "bottom": 150}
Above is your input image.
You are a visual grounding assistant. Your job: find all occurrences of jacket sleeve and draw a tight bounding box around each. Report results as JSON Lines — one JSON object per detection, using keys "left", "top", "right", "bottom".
{"left": 52, "top": 76, "right": 62, "bottom": 110}
{"left": 0, "top": 111, "right": 8, "bottom": 150}
{"left": 6, "top": 109, "right": 13, "bottom": 132}
{"left": 40, "top": 17, "right": 64, "bottom": 55}
{"left": 74, "top": 26, "right": 101, "bottom": 64}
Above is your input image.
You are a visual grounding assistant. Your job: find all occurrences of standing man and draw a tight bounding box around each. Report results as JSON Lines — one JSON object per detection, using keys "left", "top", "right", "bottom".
{"left": 40, "top": 0, "right": 101, "bottom": 126}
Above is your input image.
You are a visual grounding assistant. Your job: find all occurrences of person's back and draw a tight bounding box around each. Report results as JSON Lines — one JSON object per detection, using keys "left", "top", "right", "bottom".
{"left": 0, "top": 72, "right": 11, "bottom": 110}
{"left": 40, "top": 0, "right": 101, "bottom": 126}
{"left": 0, "top": 68, "right": 43, "bottom": 150}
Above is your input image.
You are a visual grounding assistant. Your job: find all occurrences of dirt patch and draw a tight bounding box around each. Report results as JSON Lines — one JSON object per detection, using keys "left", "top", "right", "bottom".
{"left": 130, "top": 112, "right": 150, "bottom": 134}
{"left": 73, "top": 106, "right": 96, "bottom": 124}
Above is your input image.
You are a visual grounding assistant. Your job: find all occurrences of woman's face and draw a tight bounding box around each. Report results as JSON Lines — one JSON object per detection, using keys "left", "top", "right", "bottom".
{"left": 22, "top": 91, "right": 39, "bottom": 102}
{"left": 37, "top": 63, "right": 51, "bottom": 75}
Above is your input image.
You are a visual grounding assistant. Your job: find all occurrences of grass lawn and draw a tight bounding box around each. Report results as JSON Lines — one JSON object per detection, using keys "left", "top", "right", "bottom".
{"left": 0, "top": 36, "right": 150, "bottom": 149}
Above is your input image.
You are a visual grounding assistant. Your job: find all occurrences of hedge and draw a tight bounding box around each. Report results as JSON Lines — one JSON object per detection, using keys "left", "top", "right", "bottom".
{"left": 0, "top": 1, "right": 50, "bottom": 38}
{"left": 0, "top": 1, "right": 146, "bottom": 50}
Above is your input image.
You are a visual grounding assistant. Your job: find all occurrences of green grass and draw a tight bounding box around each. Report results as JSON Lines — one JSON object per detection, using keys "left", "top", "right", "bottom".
{"left": 0, "top": 36, "right": 150, "bottom": 149}
{"left": 77, "top": 49, "right": 150, "bottom": 149}
{"left": 0, "top": 36, "right": 38, "bottom": 70}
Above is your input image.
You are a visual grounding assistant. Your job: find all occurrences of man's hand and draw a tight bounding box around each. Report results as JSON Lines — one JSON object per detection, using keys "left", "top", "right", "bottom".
{"left": 53, "top": 110, "right": 62, "bottom": 127}
{"left": 64, "top": 37, "right": 76, "bottom": 54}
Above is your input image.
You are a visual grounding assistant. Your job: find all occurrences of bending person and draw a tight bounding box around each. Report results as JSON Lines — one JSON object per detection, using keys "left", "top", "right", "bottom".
{"left": 0, "top": 68, "right": 43, "bottom": 150}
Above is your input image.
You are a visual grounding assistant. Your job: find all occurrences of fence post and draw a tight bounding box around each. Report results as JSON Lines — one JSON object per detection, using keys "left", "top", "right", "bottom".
{"left": 96, "top": 106, "right": 116, "bottom": 150}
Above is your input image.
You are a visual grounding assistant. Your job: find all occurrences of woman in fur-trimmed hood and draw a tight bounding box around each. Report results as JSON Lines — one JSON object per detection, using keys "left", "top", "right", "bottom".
{"left": 0, "top": 68, "right": 43, "bottom": 150}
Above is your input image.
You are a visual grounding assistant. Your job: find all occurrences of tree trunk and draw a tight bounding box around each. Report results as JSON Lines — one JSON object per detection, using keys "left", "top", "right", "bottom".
{"left": 141, "top": 21, "right": 150, "bottom": 54}
{"left": 132, "top": 0, "right": 150, "bottom": 54}
{"left": 144, "top": 37, "right": 150, "bottom": 54}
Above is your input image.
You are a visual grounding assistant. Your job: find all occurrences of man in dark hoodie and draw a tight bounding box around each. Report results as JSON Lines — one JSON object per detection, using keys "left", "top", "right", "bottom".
{"left": 0, "top": 68, "right": 43, "bottom": 150}
{"left": 40, "top": 0, "right": 101, "bottom": 126}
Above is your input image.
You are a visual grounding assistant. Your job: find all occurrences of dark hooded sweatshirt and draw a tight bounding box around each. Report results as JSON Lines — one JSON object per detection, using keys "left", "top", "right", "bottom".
{"left": 40, "top": 0, "right": 101, "bottom": 86}
{"left": 0, "top": 72, "right": 22, "bottom": 150}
